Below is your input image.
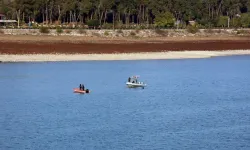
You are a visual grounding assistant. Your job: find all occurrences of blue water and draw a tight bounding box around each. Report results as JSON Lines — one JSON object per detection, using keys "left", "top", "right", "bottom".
{"left": 0, "top": 56, "right": 250, "bottom": 150}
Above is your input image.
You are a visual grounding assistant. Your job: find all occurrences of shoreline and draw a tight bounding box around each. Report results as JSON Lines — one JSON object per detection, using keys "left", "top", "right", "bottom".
{"left": 1, "top": 34, "right": 250, "bottom": 62}
{"left": 1, "top": 50, "right": 250, "bottom": 62}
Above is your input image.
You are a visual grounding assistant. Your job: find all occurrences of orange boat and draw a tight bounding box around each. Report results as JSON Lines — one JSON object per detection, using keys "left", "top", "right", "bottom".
{"left": 73, "top": 88, "right": 90, "bottom": 94}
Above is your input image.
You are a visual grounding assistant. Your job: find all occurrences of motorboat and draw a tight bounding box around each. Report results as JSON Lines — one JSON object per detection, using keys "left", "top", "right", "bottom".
{"left": 126, "top": 75, "right": 146, "bottom": 89}
{"left": 73, "top": 88, "right": 90, "bottom": 94}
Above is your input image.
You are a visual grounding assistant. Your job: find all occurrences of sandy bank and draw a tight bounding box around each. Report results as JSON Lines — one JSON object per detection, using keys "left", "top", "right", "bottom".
{"left": 1, "top": 50, "right": 250, "bottom": 62}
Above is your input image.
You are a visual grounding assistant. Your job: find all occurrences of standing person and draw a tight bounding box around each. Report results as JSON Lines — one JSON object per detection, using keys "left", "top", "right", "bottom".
{"left": 82, "top": 84, "right": 85, "bottom": 91}
{"left": 79, "top": 84, "right": 82, "bottom": 90}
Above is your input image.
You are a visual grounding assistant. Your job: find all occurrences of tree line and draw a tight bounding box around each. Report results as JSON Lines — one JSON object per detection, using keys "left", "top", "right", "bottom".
{"left": 0, "top": 0, "right": 250, "bottom": 29}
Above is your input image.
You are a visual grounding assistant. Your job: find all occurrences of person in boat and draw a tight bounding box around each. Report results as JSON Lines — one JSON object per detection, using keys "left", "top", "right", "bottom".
{"left": 82, "top": 84, "right": 85, "bottom": 91}
{"left": 128, "top": 77, "right": 131, "bottom": 82}
{"left": 79, "top": 84, "right": 82, "bottom": 90}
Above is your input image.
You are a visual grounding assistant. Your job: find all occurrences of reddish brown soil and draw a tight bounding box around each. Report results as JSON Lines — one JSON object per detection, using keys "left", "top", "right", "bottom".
{"left": 1, "top": 35, "right": 250, "bottom": 54}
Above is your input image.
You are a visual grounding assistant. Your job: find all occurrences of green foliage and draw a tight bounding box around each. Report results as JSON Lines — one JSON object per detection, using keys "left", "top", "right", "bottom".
{"left": 248, "top": 0, "right": 250, "bottom": 12}
{"left": 104, "top": 31, "right": 109, "bottom": 36}
{"left": 87, "top": 20, "right": 100, "bottom": 29}
{"left": 102, "top": 23, "right": 113, "bottom": 29}
{"left": 186, "top": 25, "right": 199, "bottom": 34}
{"left": 154, "top": 12, "right": 175, "bottom": 28}
{"left": 56, "top": 26, "right": 63, "bottom": 34}
{"left": 230, "top": 18, "right": 241, "bottom": 28}
{"left": 240, "top": 13, "right": 250, "bottom": 28}
{"left": 1, "top": 0, "right": 249, "bottom": 29}
{"left": 217, "top": 16, "right": 228, "bottom": 27}
{"left": 39, "top": 26, "right": 50, "bottom": 34}
{"left": 236, "top": 30, "right": 249, "bottom": 35}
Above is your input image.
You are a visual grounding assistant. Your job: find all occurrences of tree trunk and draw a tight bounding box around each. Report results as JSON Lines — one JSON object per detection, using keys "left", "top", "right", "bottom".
{"left": 46, "top": 4, "right": 48, "bottom": 25}
{"left": 58, "top": 5, "right": 61, "bottom": 24}
{"left": 100, "top": 10, "right": 104, "bottom": 28}
{"left": 91, "top": 12, "right": 93, "bottom": 20}
{"left": 142, "top": 5, "right": 145, "bottom": 23}
{"left": 74, "top": 12, "right": 76, "bottom": 22}
{"left": 77, "top": 14, "right": 81, "bottom": 22}
{"left": 118, "top": 12, "right": 121, "bottom": 22}
{"left": 146, "top": 8, "right": 149, "bottom": 28}
{"left": 22, "top": 12, "right": 24, "bottom": 23}
{"left": 208, "top": 3, "right": 210, "bottom": 18}
{"left": 70, "top": 11, "right": 72, "bottom": 23}
{"left": 217, "top": 0, "right": 223, "bottom": 16}
{"left": 104, "top": 10, "right": 107, "bottom": 24}
{"left": 50, "top": 5, "right": 53, "bottom": 24}
{"left": 128, "top": 10, "right": 130, "bottom": 26}
{"left": 113, "top": 11, "right": 115, "bottom": 30}
{"left": 125, "top": 13, "right": 128, "bottom": 28}
{"left": 16, "top": 9, "right": 20, "bottom": 28}
{"left": 212, "top": 7, "right": 214, "bottom": 19}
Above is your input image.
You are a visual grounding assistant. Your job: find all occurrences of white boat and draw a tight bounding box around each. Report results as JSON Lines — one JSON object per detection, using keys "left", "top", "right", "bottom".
{"left": 126, "top": 75, "right": 146, "bottom": 89}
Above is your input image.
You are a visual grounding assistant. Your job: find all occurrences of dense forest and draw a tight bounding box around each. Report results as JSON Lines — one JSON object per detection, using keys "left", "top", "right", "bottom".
{"left": 0, "top": 0, "right": 250, "bottom": 28}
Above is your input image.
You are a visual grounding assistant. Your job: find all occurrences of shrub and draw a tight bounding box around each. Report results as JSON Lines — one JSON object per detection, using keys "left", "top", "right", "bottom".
{"left": 0, "top": 29, "right": 4, "bottom": 34}
{"left": 87, "top": 19, "right": 100, "bottom": 29}
{"left": 216, "top": 29, "right": 222, "bottom": 34}
{"left": 203, "top": 29, "right": 214, "bottom": 34}
{"left": 117, "top": 29, "right": 123, "bottom": 34}
{"left": 155, "top": 29, "right": 168, "bottom": 36}
{"left": 230, "top": 18, "right": 241, "bottom": 28}
{"left": 154, "top": 11, "right": 175, "bottom": 28}
{"left": 39, "top": 26, "right": 50, "bottom": 34}
{"left": 236, "top": 30, "right": 249, "bottom": 35}
{"left": 115, "top": 21, "right": 124, "bottom": 29}
{"left": 240, "top": 13, "right": 250, "bottom": 28}
{"left": 139, "top": 25, "right": 147, "bottom": 29}
{"left": 130, "top": 31, "right": 136, "bottom": 36}
{"left": 217, "top": 16, "right": 228, "bottom": 28}
{"left": 78, "top": 28, "right": 86, "bottom": 34}
{"left": 92, "top": 32, "right": 100, "bottom": 37}
{"left": 102, "top": 23, "right": 113, "bottom": 29}
{"left": 65, "top": 29, "right": 72, "bottom": 34}
{"left": 32, "top": 24, "right": 38, "bottom": 29}
{"left": 135, "top": 28, "right": 141, "bottom": 34}
{"left": 104, "top": 31, "right": 109, "bottom": 36}
{"left": 56, "top": 26, "right": 63, "bottom": 34}
{"left": 186, "top": 25, "right": 199, "bottom": 34}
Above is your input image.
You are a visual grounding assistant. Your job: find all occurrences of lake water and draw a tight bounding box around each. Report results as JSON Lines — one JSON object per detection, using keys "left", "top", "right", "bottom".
{"left": 0, "top": 56, "right": 250, "bottom": 150}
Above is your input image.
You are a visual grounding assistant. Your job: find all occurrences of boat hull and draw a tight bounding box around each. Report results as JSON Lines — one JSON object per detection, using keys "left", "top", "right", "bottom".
{"left": 73, "top": 88, "right": 90, "bottom": 94}
{"left": 126, "top": 82, "right": 146, "bottom": 88}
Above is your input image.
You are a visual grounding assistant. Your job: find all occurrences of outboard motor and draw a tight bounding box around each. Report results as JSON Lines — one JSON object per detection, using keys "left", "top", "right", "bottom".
{"left": 86, "top": 89, "right": 90, "bottom": 93}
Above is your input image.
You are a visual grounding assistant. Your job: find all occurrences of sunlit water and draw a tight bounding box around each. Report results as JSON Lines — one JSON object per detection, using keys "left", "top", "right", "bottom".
{"left": 1, "top": 56, "right": 250, "bottom": 150}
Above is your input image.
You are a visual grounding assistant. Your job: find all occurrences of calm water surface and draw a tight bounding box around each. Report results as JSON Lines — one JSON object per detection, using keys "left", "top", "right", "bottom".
{"left": 0, "top": 56, "right": 250, "bottom": 150}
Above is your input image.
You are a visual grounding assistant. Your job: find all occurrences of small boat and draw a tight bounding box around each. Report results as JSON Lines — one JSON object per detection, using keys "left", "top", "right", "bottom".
{"left": 73, "top": 88, "right": 90, "bottom": 94}
{"left": 126, "top": 75, "right": 146, "bottom": 89}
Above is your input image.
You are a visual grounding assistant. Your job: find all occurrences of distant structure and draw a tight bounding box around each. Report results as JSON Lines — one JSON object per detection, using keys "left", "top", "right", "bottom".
{"left": 0, "top": 14, "right": 5, "bottom": 20}
{"left": 189, "top": 20, "right": 196, "bottom": 26}
{"left": 0, "top": 13, "right": 17, "bottom": 26}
